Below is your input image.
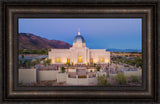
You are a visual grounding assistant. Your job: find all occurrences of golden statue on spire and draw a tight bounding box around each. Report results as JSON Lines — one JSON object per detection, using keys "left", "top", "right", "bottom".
{"left": 78, "top": 28, "right": 80, "bottom": 35}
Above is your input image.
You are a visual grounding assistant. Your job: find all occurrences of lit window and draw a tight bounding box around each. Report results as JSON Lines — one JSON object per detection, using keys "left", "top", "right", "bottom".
{"left": 55, "top": 58, "right": 61, "bottom": 63}
{"left": 99, "top": 58, "right": 104, "bottom": 62}
{"left": 78, "top": 56, "right": 83, "bottom": 63}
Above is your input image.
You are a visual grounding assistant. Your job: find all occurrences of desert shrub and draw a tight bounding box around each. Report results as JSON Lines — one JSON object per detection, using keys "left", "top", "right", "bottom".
{"left": 131, "top": 75, "right": 139, "bottom": 83}
{"left": 97, "top": 75, "right": 107, "bottom": 86}
{"left": 115, "top": 72, "right": 128, "bottom": 84}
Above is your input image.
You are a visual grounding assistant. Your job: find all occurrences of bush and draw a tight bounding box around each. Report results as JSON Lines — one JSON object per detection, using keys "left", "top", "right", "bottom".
{"left": 115, "top": 72, "right": 128, "bottom": 84}
{"left": 97, "top": 75, "right": 107, "bottom": 86}
{"left": 131, "top": 75, "right": 139, "bottom": 83}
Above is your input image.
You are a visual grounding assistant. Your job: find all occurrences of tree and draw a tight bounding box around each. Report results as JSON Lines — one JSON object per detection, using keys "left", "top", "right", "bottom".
{"left": 97, "top": 75, "right": 107, "bottom": 86}
{"left": 24, "top": 60, "right": 31, "bottom": 68}
{"left": 21, "top": 54, "right": 24, "bottom": 59}
{"left": 43, "top": 59, "right": 51, "bottom": 66}
{"left": 31, "top": 61, "right": 36, "bottom": 66}
{"left": 96, "top": 65, "right": 101, "bottom": 71}
{"left": 115, "top": 72, "right": 128, "bottom": 84}
{"left": 35, "top": 59, "right": 41, "bottom": 64}
{"left": 61, "top": 66, "right": 65, "bottom": 73}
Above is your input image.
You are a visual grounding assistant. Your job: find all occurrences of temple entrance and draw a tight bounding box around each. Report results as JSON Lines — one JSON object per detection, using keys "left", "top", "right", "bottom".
{"left": 78, "top": 56, "right": 83, "bottom": 63}
{"left": 67, "top": 58, "right": 70, "bottom": 64}
{"left": 90, "top": 58, "right": 93, "bottom": 64}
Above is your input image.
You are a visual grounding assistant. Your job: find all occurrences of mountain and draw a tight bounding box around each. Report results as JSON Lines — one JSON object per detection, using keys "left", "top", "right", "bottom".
{"left": 106, "top": 48, "right": 142, "bottom": 52}
{"left": 19, "top": 33, "right": 72, "bottom": 50}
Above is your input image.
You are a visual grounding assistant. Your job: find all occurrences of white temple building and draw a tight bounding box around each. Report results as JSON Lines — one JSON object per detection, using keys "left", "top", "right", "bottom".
{"left": 48, "top": 29, "right": 110, "bottom": 65}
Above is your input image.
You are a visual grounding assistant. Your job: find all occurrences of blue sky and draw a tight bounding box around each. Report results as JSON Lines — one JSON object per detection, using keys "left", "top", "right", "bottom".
{"left": 19, "top": 18, "right": 142, "bottom": 50}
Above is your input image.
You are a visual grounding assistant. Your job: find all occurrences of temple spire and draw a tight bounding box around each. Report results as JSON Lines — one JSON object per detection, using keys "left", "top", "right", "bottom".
{"left": 78, "top": 28, "right": 80, "bottom": 35}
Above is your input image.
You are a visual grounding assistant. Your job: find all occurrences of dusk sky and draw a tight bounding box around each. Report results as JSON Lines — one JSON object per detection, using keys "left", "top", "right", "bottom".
{"left": 19, "top": 18, "right": 142, "bottom": 50}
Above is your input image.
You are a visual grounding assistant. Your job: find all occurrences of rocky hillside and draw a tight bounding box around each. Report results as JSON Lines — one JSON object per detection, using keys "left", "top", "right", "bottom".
{"left": 19, "top": 33, "right": 72, "bottom": 50}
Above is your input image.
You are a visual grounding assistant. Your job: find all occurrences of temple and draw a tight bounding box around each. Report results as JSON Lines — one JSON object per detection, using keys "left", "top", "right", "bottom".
{"left": 48, "top": 29, "right": 110, "bottom": 65}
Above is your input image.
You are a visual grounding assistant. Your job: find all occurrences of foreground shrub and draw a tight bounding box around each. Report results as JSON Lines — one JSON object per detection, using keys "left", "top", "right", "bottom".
{"left": 115, "top": 72, "right": 128, "bottom": 84}
{"left": 131, "top": 75, "right": 139, "bottom": 83}
{"left": 97, "top": 75, "right": 107, "bottom": 86}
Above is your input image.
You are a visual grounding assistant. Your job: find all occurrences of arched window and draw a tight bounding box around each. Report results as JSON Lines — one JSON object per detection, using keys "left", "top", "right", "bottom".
{"left": 78, "top": 56, "right": 83, "bottom": 63}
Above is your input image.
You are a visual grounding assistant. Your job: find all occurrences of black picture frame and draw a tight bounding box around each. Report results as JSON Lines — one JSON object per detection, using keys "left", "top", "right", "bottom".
{"left": 0, "top": 0, "right": 159, "bottom": 104}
